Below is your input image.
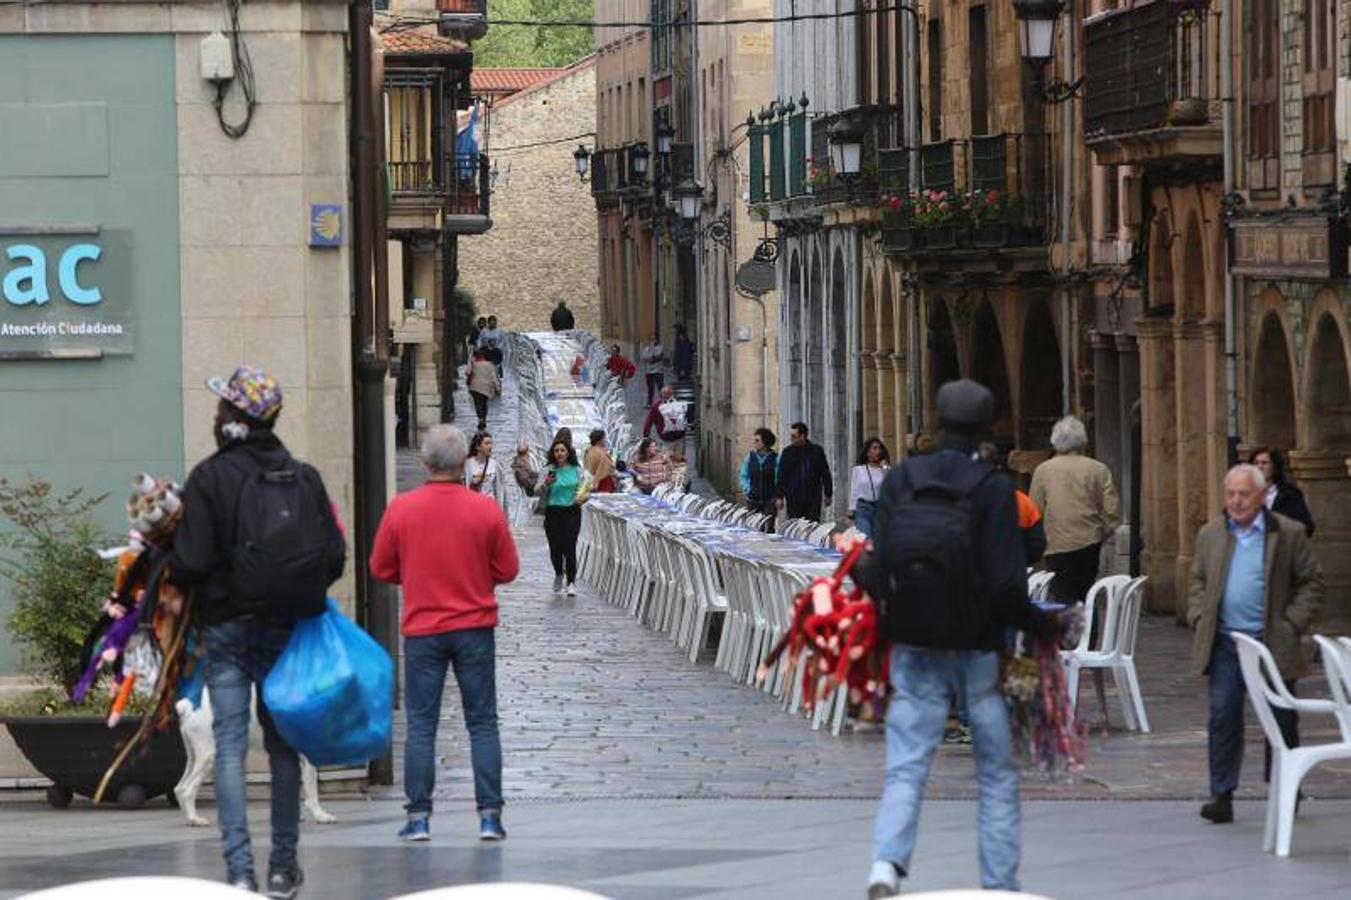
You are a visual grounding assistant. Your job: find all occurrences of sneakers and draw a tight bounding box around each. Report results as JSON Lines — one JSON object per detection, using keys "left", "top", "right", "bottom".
{"left": 867, "top": 860, "right": 902, "bottom": 898}
{"left": 566, "top": 582, "right": 577, "bottom": 597}
{"left": 942, "top": 723, "right": 972, "bottom": 745}
{"left": 398, "top": 817, "right": 431, "bottom": 842}
{"left": 1200, "top": 793, "right": 1234, "bottom": 824}
{"left": 552, "top": 574, "right": 564, "bottom": 593}
{"left": 264, "top": 867, "right": 303, "bottom": 900}
{"left": 229, "top": 873, "right": 257, "bottom": 893}
{"left": 479, "top": 813, "right": 507, "bottom": 842}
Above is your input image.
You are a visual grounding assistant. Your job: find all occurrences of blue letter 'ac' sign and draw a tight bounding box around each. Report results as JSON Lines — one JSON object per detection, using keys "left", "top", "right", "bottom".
{"left": 2, "top": 243, "right": 103, "bottom": 306}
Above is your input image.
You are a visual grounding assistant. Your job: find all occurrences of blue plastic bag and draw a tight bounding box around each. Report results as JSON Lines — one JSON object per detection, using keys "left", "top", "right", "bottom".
{"left": 263, "top": 600, "right": 393, "bottom": 767}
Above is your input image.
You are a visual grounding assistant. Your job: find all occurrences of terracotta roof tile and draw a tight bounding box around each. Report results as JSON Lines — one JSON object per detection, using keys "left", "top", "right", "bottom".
{"left": 472, "top": 68, "right": 565, "bottom": 94}
{"left": 380, "top": 29, "right": 467, "bottom": 56}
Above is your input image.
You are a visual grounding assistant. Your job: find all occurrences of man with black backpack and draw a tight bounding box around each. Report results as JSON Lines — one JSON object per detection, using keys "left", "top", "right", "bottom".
{"left": 172, "top": 365, "right": 347, "bottom": 898}
{"left": 858, "top": 380, "right": 1055, "bottom": 898}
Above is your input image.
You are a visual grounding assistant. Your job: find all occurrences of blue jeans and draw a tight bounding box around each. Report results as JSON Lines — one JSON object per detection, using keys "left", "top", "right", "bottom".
{"left": 1208, "top": 632, "right": 1299, "bottom": 797}
{"left": 404, "top": 627, "right": 503, "bottom": 818}
{"left": 873, "top": 645, "right": 1021, "bottom": 891}
{"left": 202, "top": 620, "right": 299, "bottom": 881}
{"left": 854, "top": 499, "right": 877, "bottom": 537}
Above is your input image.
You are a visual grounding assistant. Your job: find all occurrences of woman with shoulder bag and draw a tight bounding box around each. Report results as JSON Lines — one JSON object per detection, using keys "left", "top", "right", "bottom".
{"left": 538, "top": 438, "right": 586, "bottom": 596}
{"left": 848, "top": 437, "right": 890, "bottom": 538}
{"left": 465, "top": 431, "right": 507, "bottom": 514}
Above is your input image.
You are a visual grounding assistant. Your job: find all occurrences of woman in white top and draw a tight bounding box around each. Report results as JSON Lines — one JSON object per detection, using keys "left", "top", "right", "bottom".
{"left": 464, "top": 431, "right": 508, "bottom": 513}
{"left": 848, "top": 437, "right": 891, "bottom": 538}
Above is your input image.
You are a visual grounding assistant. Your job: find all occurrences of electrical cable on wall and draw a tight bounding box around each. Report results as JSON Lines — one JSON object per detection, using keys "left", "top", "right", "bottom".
{"left": 378, "top": 2, "right": 918, "bottom": 33}
{"left": 216, "top": 0, "right": 257, "bottom": 139}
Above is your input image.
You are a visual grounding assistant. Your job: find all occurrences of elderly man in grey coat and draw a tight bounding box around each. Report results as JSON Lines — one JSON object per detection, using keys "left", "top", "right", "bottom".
{"left": 1187, "top": 463, "right": 1322, "bottom": 825}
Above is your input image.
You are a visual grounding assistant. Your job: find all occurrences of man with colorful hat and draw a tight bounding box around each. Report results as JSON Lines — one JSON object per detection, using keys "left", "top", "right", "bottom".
{"left": 171, "top": 365, "right": 347, "bottom": 898}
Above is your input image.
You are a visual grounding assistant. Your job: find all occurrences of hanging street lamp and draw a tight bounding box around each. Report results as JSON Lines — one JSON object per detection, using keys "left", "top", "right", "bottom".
{"left": 573, "top": 144, "right": 591, "bottom": 182}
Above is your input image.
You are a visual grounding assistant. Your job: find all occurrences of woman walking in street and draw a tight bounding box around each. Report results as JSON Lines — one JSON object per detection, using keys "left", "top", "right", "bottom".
{"left": 539, "top": 438, "right": 585, "bottom": 595}
{"left": 465, "top": 431, "right": 507, "bottom": 514}
{"left": 848, "top": 437, "right": 891, "bottom": 538}
{"left": 629, "top": 439, "right": 670, "bottom": 495}
{"left": 739, "top": 428, "right": 779, "bottom": 528}
{"left": 467, "top": 349, "right": 501, "bottom": 431}
{"left": 585, "top": 429, "right": 618, "bottom": 493}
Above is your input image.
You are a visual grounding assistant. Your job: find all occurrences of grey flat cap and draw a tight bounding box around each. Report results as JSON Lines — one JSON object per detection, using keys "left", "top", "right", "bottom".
{"left": 936, "top": 379, "right": 995, "bottom": 429}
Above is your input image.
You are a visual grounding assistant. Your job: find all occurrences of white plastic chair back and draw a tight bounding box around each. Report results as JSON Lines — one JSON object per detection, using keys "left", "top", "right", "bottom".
{"left": 1232, "top": 632, "right": 1303, "bottom": 752}
{"left": 19, "top": 878, "right": 250, "bottom": 899}
{"left": 1312, "top": 636, "right": 1351, "bottom": 740}
{"left": 1115, "top": 575, "right": 1149, "bottom": 660}
{"left": 391, "top": 885, "right": 612, "bottom": 900}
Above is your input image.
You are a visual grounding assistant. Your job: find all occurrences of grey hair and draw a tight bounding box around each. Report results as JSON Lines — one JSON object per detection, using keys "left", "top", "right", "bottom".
{"left": 422, "top": 425, "right": 468, "bottom": 474}
{"left": 1050, "top": 416, "right": 1089, "bottom": 453}
{"left": 1226, "top": 463, "right": 1268, "bottom": 493}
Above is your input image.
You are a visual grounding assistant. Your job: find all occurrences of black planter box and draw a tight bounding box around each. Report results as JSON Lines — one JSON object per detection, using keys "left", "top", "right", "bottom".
{"left": 883, "top": 226, "right": 921, "bottom": 252}
{"left": 972, "top": 223, "right": 1011, "bottom": 248}
{"left": 3, "top": 715, "right": 186, "bottom": 808}
{"left": 922, "top": 224, "right": 966, "bottom": 250}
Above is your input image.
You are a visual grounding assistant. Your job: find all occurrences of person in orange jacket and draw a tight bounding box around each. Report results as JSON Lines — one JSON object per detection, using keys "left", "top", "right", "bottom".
{"left": 1016, "top": 487, "right": 1047, "bottom": 565}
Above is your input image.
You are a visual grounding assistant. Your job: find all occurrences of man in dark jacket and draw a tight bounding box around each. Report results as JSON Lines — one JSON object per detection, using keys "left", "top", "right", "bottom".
{"left": 550, "top": 300, "right": 575, "bottom": 331}
{"left": 860, "top": 380, "right": 1052, "bottom": 898}
{"left": 172, "top": 365, "right": 345, "bottom": 898}
{"left": 774, "top": 422, "right": 833, "bottom": 521}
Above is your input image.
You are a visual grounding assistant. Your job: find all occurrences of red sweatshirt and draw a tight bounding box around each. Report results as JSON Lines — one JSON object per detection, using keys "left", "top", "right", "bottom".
{"left": 369, "top": 482, "right": 520, "bottom": 637}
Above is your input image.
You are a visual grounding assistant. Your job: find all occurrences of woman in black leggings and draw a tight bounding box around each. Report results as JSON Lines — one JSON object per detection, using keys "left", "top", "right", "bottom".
{"left": 538, "top": 438, "right": 583, "bottom": 596}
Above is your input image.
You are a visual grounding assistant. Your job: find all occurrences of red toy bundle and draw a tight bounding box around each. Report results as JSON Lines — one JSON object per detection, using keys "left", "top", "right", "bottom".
{"left": 757, "top": 535, "right": 888, "bottom": 723}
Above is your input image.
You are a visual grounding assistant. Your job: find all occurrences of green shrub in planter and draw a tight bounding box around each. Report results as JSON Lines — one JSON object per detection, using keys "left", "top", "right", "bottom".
{"left": 0, "top": 478, "right": 112, "bottom": 694}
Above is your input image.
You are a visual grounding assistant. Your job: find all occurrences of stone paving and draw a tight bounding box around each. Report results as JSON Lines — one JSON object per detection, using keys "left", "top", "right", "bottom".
{"left": 393, "top": 332, "right": 1351, "bottom": 806}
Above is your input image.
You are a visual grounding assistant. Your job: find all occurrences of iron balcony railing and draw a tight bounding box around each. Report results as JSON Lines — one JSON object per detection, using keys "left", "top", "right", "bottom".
{"left": 877, "top": 133, "right": 1050, "bottom": 251}
{"left": 389, "top": 153, "right": 491, "bottom": 218}
{"left": 445, "top": 152, "right": 491, "bottom": 216}
{"left": 1084, "top": 0, "right": 1220, "bottom": 137}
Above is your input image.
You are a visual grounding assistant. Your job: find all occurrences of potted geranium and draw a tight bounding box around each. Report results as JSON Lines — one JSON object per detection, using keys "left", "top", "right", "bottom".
{"left": 880, "top": 192, "right": 920, "bottom": 252}
{"left": 970, "top": 189, "right": 1019, "bottom": 247}
{"left": 0, "top": 478, "right": 186, "bottom": 808}
{"left": 912, "top": 188, "right": 966, "bottom": 249}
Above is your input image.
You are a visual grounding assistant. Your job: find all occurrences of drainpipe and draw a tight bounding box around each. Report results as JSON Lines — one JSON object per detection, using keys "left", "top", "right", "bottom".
{"left": 1059, "top": 0, "right": 1076, "bottom": 416}
{"left": 1221, "top": 0, "right": 1238, "bottom": 465}
{"left": 903, "top": 2, "right": 922, "bottom": 438}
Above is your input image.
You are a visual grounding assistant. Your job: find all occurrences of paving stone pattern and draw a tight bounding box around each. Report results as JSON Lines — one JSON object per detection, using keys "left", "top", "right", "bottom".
{"left": 385, "top": 333, "right": 1351, "bottom": 807}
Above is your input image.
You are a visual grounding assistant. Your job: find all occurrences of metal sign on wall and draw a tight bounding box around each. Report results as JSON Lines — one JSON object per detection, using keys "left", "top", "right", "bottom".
{"left": 0, "top": 225, "right": 133, "bottom": 358}
{"left": 1229, "top": 216, "right": 1347, "bottom": 280}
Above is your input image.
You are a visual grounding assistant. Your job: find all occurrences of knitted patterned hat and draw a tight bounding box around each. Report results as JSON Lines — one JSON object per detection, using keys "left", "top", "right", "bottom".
{"left": 206, "top": 364, "right": 283, "bottom": 422}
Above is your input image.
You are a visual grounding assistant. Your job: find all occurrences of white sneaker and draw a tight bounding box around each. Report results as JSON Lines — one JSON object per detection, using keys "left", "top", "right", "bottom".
{"left": 566, "top": 582, "right": 577, "bottom": 597}
{"left": 867, "top": 861, "right": 901, "bottom": 899}
{"left": 552, "top": 574, "right": 564, "bottom": 593}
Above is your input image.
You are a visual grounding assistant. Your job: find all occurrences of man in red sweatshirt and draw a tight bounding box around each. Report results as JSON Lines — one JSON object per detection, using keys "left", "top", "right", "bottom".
{"left": 370, "top": 424, "right": 520, "bottom": 844}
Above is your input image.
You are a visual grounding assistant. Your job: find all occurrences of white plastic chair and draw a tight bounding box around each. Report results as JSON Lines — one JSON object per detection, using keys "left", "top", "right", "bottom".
{"left": 1027, "top": 570, "right": 1055, "bottom": 601}
{"left": 1236, "top": 632, "right": 1351, "bottom": 857}
{"left": 1062, "top": 574, "right": 1150, "bottom": 731}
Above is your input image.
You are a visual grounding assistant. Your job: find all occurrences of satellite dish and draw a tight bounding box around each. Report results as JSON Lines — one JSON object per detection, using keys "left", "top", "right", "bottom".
{"left": 735, "top": 258, "right": 777, "bottom": 296}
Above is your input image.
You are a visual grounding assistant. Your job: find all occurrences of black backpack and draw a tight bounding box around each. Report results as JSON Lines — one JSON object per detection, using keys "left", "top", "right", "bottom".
{"left": 227, "top": 457, "right": 345, "bottom": 621}
{"left": 872, "top": 456, "right": 992, "bottom": 648}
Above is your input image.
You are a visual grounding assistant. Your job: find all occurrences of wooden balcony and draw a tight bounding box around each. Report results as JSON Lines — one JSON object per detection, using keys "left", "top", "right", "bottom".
{"left": 1083, "top": 1, "right": 1222, "bottom": 167}
{"left": 438, "top": 0, "right": 488, "bottom": 41}
{"left": 388, "top": 153, "right": 492, "bottom": 235}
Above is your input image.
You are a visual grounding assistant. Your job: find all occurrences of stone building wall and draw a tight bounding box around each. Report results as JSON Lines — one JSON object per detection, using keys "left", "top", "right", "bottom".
{"left": 458, "top": 60, "right": 599, "bottom": 334}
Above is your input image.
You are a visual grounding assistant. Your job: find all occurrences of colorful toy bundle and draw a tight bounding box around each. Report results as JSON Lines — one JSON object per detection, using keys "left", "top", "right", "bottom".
{"left": 73, "top": 473, "right": 204, "bottom": 802}
{"left": 1003, "top": 605, "right": 1087, "bottom": 776}
{"left": 757, "top": 536, "right": 889, "bottom": 724}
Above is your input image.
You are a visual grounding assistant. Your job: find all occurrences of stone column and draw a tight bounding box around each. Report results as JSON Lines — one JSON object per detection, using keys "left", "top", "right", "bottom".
{"left": 1136, "top": 317, "right": 1179, "bottom": 614}
{"left": 890, "top": 352, "right": 908, "bottom": 456}
{"left": 876, "top": 352, "right": 896, "bottom": 454}
{"left": 1172, "top": 318, "right": 1212, "bottom": 619}
{"left": 861, "top": 350, "right": 879, "bottom": 439}
{"left": 1290, "top": 450, "right": 1351, "bottom": 633}
{"left": 1117, "top": 334, "right": 1141, "bottom": 573}
{"left": 1092, "top": 332, "right": 1128, "bottom": 575}
{"left": 407, "top": 239, "right": 442, "bottom": 439}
